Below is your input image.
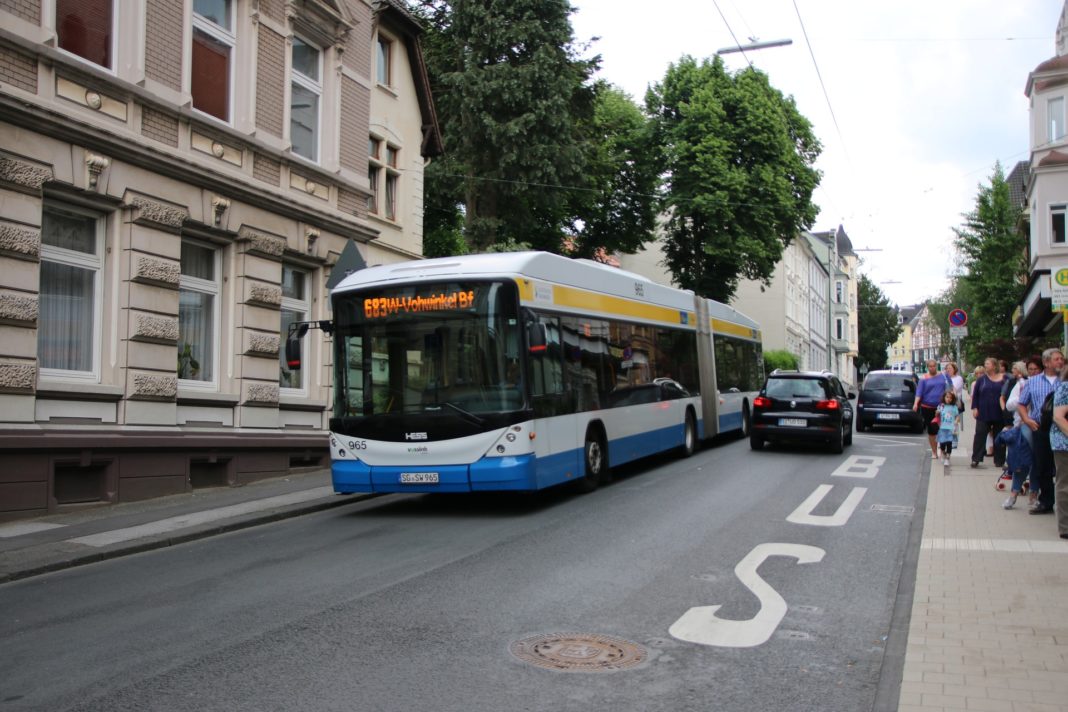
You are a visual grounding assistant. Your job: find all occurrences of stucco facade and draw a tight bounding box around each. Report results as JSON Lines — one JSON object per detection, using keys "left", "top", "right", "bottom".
{"left": 0, "top": 0, "right": 438, "bottom": 518}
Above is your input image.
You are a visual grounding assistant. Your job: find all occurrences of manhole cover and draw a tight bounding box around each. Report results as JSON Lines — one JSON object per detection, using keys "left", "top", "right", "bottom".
{"left": 510, "top": 633, "right": 647, "bottom": 672}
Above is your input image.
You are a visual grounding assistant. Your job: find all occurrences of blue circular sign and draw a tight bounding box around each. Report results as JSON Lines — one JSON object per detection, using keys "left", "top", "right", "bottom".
{"left": 948, "top": 309, "right": 967, "bottom": 327}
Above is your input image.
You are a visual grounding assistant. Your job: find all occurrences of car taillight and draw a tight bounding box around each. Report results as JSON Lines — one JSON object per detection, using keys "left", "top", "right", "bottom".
{"left": 815, "top": 399, "right": 840, "bottom": 411}
{"left": 753, "top": 396, "right": 771, "bottom": 408}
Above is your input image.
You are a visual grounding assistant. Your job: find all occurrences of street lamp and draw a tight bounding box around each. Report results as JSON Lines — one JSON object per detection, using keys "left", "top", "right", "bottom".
{"left": 716, "top": 38, "right": 793, "bottom": 54}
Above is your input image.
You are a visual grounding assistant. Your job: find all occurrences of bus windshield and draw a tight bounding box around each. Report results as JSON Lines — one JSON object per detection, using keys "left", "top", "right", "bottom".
{"left": 332, "top": 280, "right": 524, "bottom": 419}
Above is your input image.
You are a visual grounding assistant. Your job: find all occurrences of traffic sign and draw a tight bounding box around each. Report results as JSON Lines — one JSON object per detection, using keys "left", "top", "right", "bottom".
{"left": 949, "top": 326, "right": 968, "bottom": 339}
{"left": 1053, "top": 266, "right": 1068, "bottom": 309}
{"left": 948, "top": 309, "right": 968, "bottom": 327}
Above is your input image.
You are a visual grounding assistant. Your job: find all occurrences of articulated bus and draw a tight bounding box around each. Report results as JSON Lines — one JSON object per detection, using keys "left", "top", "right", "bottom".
{"left": 309, "top": 251, "right": 762, "bottom": 494}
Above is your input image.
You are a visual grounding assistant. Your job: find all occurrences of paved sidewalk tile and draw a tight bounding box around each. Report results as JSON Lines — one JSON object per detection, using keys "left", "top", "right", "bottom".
{"left": 899, "top": 447, "right": 1068, "bottom": 712}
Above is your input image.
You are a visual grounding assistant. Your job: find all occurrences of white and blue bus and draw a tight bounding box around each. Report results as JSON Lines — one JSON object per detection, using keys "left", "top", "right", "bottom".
{"left": 306, "top": 252, "right": 762, "bottom": 494}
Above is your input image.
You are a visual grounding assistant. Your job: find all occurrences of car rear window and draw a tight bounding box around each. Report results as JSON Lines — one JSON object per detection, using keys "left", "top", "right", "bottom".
{"left": 863, "top": 374, "right": 916, "bottom": 392}
{"left": 766, "top": 378, "right": 826, "bottom": 399}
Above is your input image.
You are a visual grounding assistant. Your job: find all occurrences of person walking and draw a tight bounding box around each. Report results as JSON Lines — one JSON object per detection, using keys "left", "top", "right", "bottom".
{"left": 1017, "top": 348, "right": 1064, "bottom": 515}
{"left": 970, "top": 357, "right": 1006, "bottom": 469}
{"left": 913, "top": 359, "right": 950, "bottom": 458}
{"left": 944, "top": 361, "right": 966, "bottom": 433}
{"left": 936, "top": 390, "right": 960, "bottom": 467}
{"left": 1049, "top": 363, "right": 1068, "bottom": 538}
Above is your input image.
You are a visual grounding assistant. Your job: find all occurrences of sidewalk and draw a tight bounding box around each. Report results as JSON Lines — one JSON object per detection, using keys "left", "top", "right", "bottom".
{"left": 898, "top": 441, "right": 1068, "bottom": 711}
{"left": 0, "top": 468, "right": 367, "bottom": 584}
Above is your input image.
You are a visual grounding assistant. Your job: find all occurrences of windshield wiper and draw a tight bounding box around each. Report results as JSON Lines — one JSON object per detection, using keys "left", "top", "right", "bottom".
{"left": 424, "top": 401, "right": 485, "bottom": 425}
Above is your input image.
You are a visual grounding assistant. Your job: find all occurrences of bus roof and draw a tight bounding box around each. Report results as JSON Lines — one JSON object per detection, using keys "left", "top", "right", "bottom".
{"left": 334, "top": 251, "right": 759, "bottom": 332}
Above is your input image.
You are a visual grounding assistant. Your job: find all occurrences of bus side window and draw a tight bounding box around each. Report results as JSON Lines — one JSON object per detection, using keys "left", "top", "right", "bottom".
{"left": 529, "top": 314, "right": 564, "bottom": 398}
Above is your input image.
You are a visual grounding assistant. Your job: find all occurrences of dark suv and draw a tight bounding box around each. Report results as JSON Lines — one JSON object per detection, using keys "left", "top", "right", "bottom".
{"left": 855, "top": 370, "right": 922, "bottom": 433}
{"left": 749, "top": 370, "right": 855, "bottom": 453}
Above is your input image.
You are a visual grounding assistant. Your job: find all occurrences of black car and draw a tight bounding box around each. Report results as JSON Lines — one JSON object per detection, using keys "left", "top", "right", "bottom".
{"left": 749, "top": 370, "right": 855, "bottom": 453}
{"left": 855, "top": 370, "right": 922, "bottom": 433}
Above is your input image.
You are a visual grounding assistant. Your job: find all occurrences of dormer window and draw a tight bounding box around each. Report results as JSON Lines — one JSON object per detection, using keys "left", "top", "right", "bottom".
{"left": 1050, "top": 97, "right": 1065, "bottom": 143}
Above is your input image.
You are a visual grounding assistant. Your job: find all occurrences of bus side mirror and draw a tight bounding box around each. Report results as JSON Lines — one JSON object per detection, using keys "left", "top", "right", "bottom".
{"left": 527, "top": 322, "right": 547, "bottom": 353}
{"left": 286, "top": 323, "right": 310, "bottom": 370}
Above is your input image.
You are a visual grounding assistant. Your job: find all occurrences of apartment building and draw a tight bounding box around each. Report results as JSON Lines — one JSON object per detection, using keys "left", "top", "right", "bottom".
{"left": 1017, "top": 2, "right": 1068, "bottom": 339}
{"left": 0, "top": 0, "right": 440, "bottom": 518}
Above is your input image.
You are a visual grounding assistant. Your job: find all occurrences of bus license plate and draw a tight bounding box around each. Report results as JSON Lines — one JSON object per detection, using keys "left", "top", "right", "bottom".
{"left": 400, "top": 472, "right": 439, "bottom": 484}
{"left": 778, "top": 418, "right": 806, "bottom": 427}
{"left": 877, "top": 413, "right": 900, "bottom": 421}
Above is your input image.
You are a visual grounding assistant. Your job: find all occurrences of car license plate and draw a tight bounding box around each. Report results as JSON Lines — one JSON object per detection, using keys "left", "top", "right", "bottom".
{"left": 876, "top": 413, "right": 900, "bottom": 421}
{"left": 778, "top": 418, "right": 806, "bottom": 427}
{"left": 400, "top": 472, "right": 439, "bottom": 484}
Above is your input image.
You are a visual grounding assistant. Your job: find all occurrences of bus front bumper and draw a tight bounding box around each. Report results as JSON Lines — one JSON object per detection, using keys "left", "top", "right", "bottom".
{"left": 332, "top": 454, "right": 538, "bottom": 493}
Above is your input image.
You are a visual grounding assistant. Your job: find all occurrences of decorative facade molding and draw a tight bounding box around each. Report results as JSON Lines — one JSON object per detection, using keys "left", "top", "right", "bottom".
{"left": 132, "top": 313, "right": 180, "bottom": 343}
{"left": 0, "top": 222, "right": 41, "bottom": 261}
{"left": 237, "top": 226, "right": 286, "bottom": 257}
{"left": 212, "top": 196, "right": 231, "bottom": 226}
{"left": 128, "top": 196, "right": 189, "bottom": 232}
{"left": 0, "top": 154, "right": 52, "bottom": 193}
{"left": 0, "top": 292, "right": 38, "bottom": 325}
{"left": 247, "top": 332, "right": 281, "bottom": 356}
{"left": 248, "top": 283, "right": 283, "bottom": 307}
{"left": 246, "top": 382, "right": 280, "bottom": 404}
{"left": 133, "top": 255, "right": 181, "bottom": 287}
{"left": 131, "top": 372, "right": 178, "bottom": 400}
{"left": 0, "top": 361, "right": 36, "bottom": 393}
{"left": 85, "top": 154, "right": 111, "bottom": 191}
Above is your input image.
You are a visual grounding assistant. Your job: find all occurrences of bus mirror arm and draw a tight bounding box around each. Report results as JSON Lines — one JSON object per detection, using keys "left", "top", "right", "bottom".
{"left": 285, "top": 320, "right": 334, "bottom": 371}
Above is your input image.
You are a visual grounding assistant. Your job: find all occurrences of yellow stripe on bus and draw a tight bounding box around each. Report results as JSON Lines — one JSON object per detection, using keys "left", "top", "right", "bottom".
{"left": 516, "top": 279, "right": 694, "bottom": 327}
{"left": 712, "top": 318, "right": 760, "bottom": 341}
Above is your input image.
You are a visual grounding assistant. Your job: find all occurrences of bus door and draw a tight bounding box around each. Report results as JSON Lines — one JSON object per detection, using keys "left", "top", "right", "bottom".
{"left": 526, "top": 312, "right": 579, "bottom": 484}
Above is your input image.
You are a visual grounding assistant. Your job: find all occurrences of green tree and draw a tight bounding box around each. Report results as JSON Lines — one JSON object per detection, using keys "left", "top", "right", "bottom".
{"left": 564, "top": 83, "right": 659, "bottom": 259}
{"left": 856, "top": 274, "right": 901, "bottom": 370}
{"left": 417, "top": 0, "right": 597, "bottom": 253}
{"left": 952, "top": 162, "right": 1027, "bottom": 350}
{"left": 647, "top": 56, "right": 821, "bottom": 301}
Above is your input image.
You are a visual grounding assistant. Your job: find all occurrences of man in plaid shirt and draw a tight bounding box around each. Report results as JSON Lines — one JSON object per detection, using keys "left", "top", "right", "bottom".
{"left": 1018, "top": 348, "right": 1065, "bottom": 514}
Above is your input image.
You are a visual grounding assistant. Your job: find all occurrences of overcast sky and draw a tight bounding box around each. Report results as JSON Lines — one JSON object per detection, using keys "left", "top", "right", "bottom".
{"left": 570, "top": 0, "right": 1064, "bottom": 307}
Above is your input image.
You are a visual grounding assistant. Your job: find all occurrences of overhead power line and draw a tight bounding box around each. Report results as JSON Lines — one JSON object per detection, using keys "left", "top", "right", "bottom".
{"left": 792, "top": 0, "right": 847, "bottom": 162}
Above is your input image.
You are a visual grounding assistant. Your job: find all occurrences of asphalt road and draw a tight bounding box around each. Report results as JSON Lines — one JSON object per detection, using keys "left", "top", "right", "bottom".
{"left": 0, "top": 427, "right": 928, "bottom": 712}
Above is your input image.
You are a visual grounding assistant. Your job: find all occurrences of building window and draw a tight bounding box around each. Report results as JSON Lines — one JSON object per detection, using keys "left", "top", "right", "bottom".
{"left": 192, "top": 0, "right": 234, "bottom": 122}
{"left": 290, "top": 36, "right": 321, "bottom": 162}
{"left": 835, "top": 318, "right": 844, "bottom": 340}
{"left": 38, "top": 204, "right": 103, "bottom": 379}
{"left": 1050, "top": 97, "right": 1065, "bottom": 143}
{"left": 1053, "top": 204, "right": 1067, "bottom": 244}
{"left": 376, "top": 35, "right": 392, "bottom": 86}
{"left": 178, "top": 241, "right": 220, "bottom": 385}
{"left": 835, "top": 281, "right": 844, "bottom": 303}
{"left": 56, "top": 0, "right": 113, "bottom": 69}
{"left": 280, "top": 265, "right": 309, "bottom": 391}
{"left": 385, "top": 146, "right": 399, "bottom": 221}
{"left": 368, "top": 138, "right": 399, "bottom": 221}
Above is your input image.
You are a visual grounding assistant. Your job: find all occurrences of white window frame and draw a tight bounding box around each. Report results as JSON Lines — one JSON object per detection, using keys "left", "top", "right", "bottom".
{"left": 1050, "top": 97, "right": 1066, "bottom": 144}
{"left": 1052, "top": 203, "right": 1067, "bottom": 245}
{"left": 54, "top": 0, "right": 118, "bottom": 74}
{"left": 38, "top": 203, "right": 105, "bottom": 383}
{"left": 376, "top": 33, "right": 392, "bottom": 86}
{"left": 178, "top": 239, "right": 222, "bottom": 391}
{"left": 290, "top": 34, "right": 322, "bottom": 163}
{"left": 835, "top": 317, "right": 845, "bottom": 341}
{"left": 280, "top": 265, "right": 310, "bottom": 396}
{"left": 192, "top": 0, "right": 236, "bottom": 125}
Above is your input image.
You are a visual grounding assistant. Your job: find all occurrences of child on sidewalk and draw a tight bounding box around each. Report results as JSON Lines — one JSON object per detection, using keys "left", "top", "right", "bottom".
{"left": 936, "top": 391, "right": 960, "bottom": 467}
{"left": 994, "top": 424, "right": 1033, "bottom": 509}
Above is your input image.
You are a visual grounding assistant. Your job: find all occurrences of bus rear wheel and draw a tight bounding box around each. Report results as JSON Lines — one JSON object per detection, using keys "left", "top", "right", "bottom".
{"left": 575, "top": 430, "right": 607, "bottom": 493}
{"left": 679, "top": 411, "right": 697, "bottom": 457}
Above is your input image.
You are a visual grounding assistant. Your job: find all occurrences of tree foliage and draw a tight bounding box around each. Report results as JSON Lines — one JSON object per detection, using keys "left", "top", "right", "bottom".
{"left": 646, "top": 56, "right": 821, "bottom": 302}
{"left": 764, "top": 349, "right": 799, "bottom": 373}
{"left": 856, "top": 274, "right": 901, "bottom": 370}
{"left": 417, "top": 0, "right": 657, "bottom": 257}
{"left": 952, "top": 162, "right": 1027, "bottom": 352}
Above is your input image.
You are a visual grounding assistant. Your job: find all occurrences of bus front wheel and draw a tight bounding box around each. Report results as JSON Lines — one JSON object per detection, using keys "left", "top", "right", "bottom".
{"left": 575, "top": 430, "right": 607, "bottom": 493}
